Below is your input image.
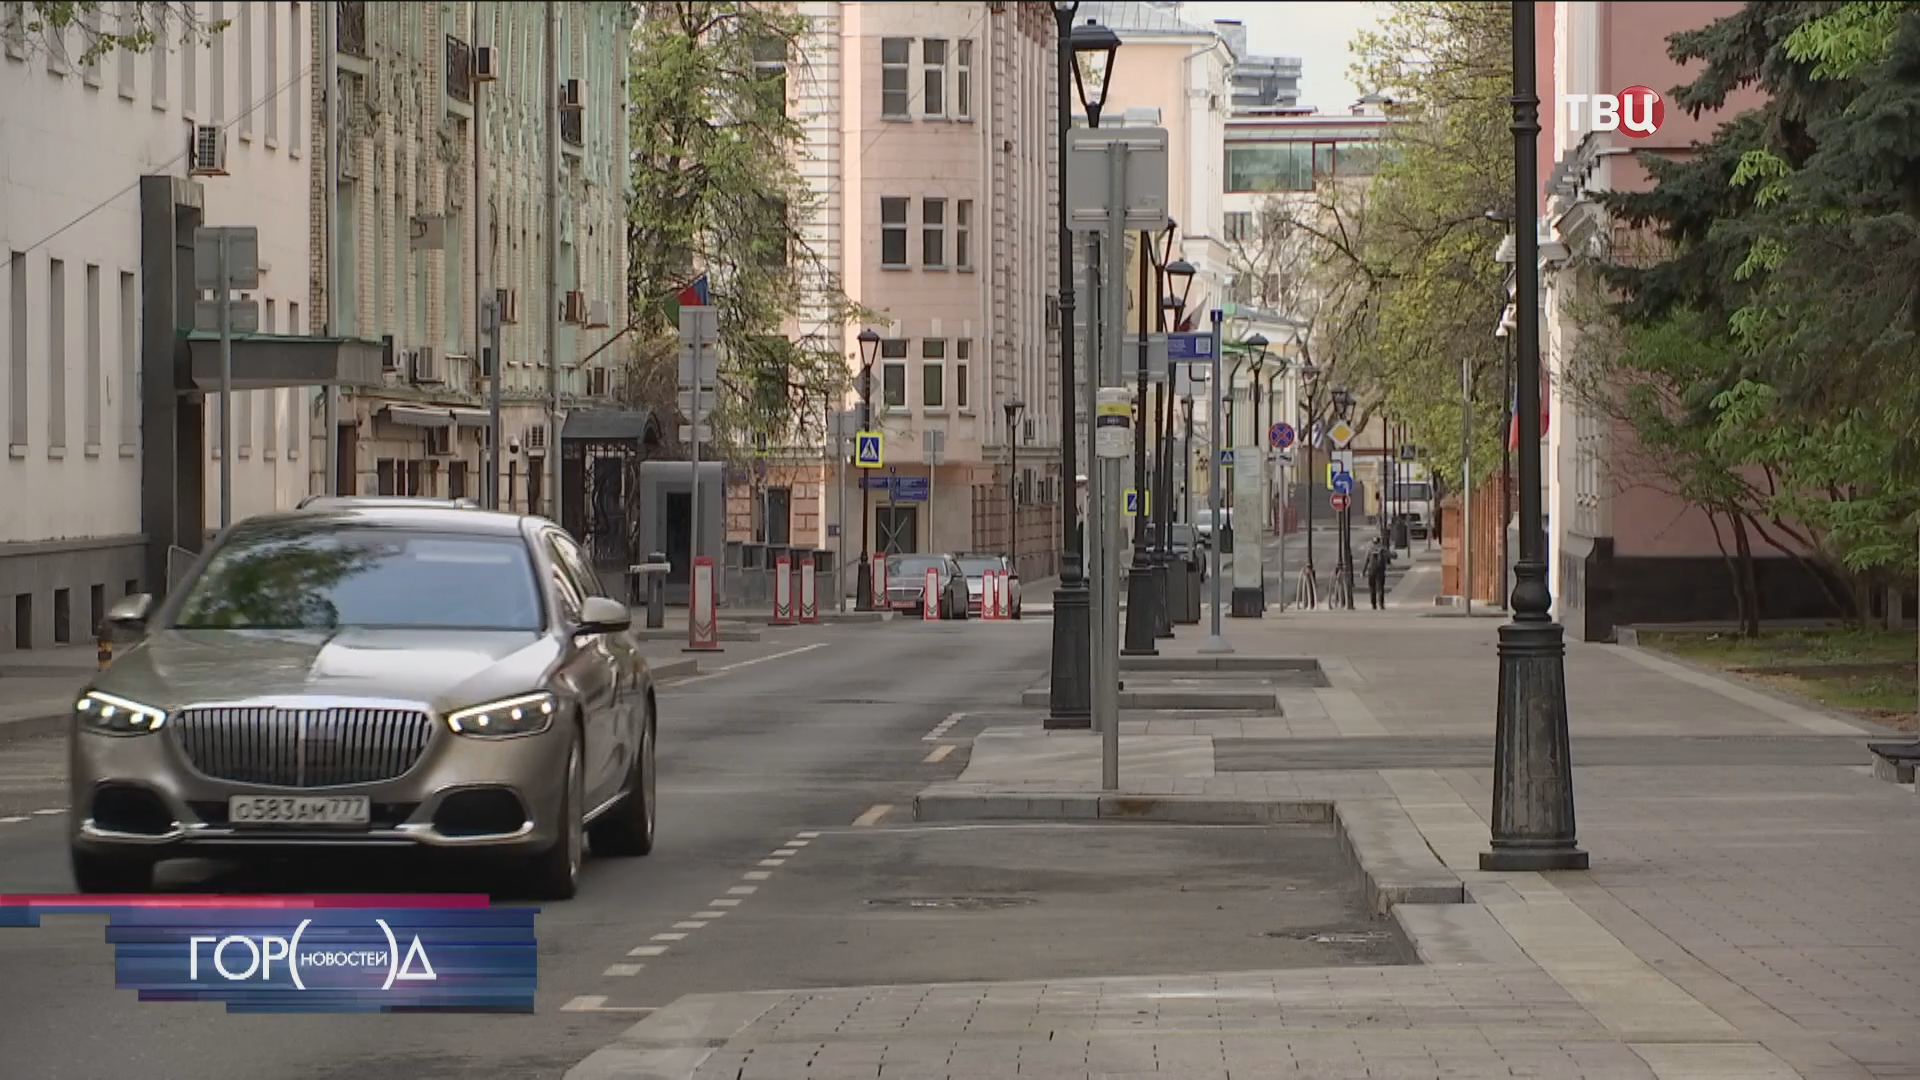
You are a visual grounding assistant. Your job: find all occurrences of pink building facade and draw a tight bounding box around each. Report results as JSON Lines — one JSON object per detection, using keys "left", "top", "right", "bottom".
{"left": 1537, "top": 1, "right": 1809, "bottom": 638}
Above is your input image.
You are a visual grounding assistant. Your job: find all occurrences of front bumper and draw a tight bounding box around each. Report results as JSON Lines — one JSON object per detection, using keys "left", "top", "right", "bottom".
{"left": 69, "top": 716, "right": 571, "bottom": 857}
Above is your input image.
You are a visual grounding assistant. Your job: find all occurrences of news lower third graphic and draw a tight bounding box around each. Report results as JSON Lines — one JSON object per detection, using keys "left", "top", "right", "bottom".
{"left": 0, "top": 894, "right": 539, "bottom": 1013}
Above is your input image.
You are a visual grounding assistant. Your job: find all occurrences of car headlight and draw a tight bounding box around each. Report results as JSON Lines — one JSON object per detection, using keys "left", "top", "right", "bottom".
{"left": 445, "top": 692, "right": 558, "bottom": 737}
{"left": 75, "top": 691, "right": 168, "bottom": 735}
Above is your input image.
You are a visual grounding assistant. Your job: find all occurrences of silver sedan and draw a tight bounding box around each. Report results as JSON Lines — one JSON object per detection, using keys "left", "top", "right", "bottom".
{"left": 68, "top": 503, "right": 659, "bottom": 900}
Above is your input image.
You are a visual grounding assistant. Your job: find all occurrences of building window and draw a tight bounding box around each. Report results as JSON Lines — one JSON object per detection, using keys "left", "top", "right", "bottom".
{"left": 752, "top": 34, "right": 787, "bottom": 113}
{"left": 289, "top": 2, "right": 303, "bottom": 154}
{"left": 150, "top": 5, "right": 168, "bottom": 108}
{"left": 955, "top": 339, "right": 970, "bottom": 410}
{"left": 47, "top": 259, "right": 65, "bottom": 452}
{"left": 1225, "top": 211, "right": 1252, "bottom": 243}
{"left": 264, "top": 3, "right": 278, "bottom": 141}
{"left": 880, "top": 196, "right": 909, "bottom": 268}
{"left": 956, "top": 199, "right": 972, "bottom": 270}
{"left": 922, "top": 38, "right": 946, "bottom": 118}
{"left": 209, "top": 1, "right": 225, "bottom": 122}
{"left": 84, "top": 265, "right": 100, "bottom": 449}
{"left": 880, "top": 38, "right": 910, "bottom": 119}
{"left": 117, "top": 5, "right": 137, "bottom": 97}
{"left": 238, "top": 2, "right": 253, "bottom": 137}
{"left": 118, "top": 272, "right": 136, "bottom": 451}
{"left": 8, "top": 251, "right": 25, "bottom": 449}
{"left": 922, "top": 197, "right": 946, "bottom": 268}
{"left": 880, "top": 338, "right": 908, "bottom": 407}
{"left": 956, "top": 40, "right": 972, "bottom": 119}
{"left": 1224, "top": 140, "right": 1390, "bottom": 193}
{"left": 921, "top": 338, "right": 945, "bottom": 409}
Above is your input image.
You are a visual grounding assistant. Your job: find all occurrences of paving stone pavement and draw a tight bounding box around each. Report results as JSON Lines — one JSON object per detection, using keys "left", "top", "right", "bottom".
{"left": 570, "top": 613, "right": 1920, "bottom": 1080}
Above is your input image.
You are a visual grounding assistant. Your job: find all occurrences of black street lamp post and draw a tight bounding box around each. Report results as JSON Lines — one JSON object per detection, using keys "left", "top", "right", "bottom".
{"left": 1123, "top": 221, "right": 1169, "bottom": 656}
{"left": 1047, "top": 5, "right": 1120, "bottom": 729}
{"left": 1483, "top": 0, "right": 1586, "bottom": 872}
{"left": 1155, "top": 259, "right": 1193, "bottom": 638}
{"left": 1005, "top": 397, "right": 1025, "bottom": 570}
{"left": 1330, "top": 387, "right": 1356, "bottom": 610}
{"left": 854, "top": 327, "right": 881, "bottom": 612}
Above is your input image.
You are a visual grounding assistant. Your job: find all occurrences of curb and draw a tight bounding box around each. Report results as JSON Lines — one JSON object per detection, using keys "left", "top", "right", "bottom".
{"left": 909, "top": 788, "right": 1465, "bottom": 916}
{"left": 648, "top": 658, "right": 701, "bottom": 682}
{"left": 1017, "top": 688, "right": 1281, "bottom": 711}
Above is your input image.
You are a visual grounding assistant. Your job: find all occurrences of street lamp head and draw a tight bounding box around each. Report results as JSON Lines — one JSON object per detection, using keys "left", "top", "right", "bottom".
{"left": 1004, "top": 397, "right": 1026, "bottom": 421}
{"left": 856, "top": 326, "right": 882, "bottom": 363}
{"left": 1070, "top": 21, "right": 1121, "bottom": 122}
{"left": 1163, "top": 257, "right": 1196, "bottom": 310}
{"left": 1246, "top": 332, "right": 1269, "bottom": 364}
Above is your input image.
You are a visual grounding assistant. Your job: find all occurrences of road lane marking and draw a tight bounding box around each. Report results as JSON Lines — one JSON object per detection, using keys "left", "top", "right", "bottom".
{"left": 726, "top": 885, "right": 757, "bottom": 896}
{"left": 924, "top": 744, "right": 955, "bottom": 763}
{"left": 758, "top": 858, "right": 785, "bottom": 867}
{"left": 673, "top": 921, "right": 707, "bottom": 930}
{"left": 853, "top": 803, "right": 892, "bottom": 827}
{"left": 673, "top": 643, "right": 830, "bottom": 685}
{"left": 772, "top": 847, "right": 800, "bottom": 856}
{"left": 710, "top": 898, "right": 742, "bottom": 907}
{"left": 603, "top": 964, "right": 644, "bottom": 977}
{"left": 922, "top": 712, "right": 967, "bottom": 741}
{"left": 651, "top": 932, "right": 687, "bottom": 942}
{"left": 31, "top": 808, "right": 63, "bottom": 816}
{"left": 694, "top": 910, "right": 726, "bottom": 919}
{"left": 786, "top": 839, "right": 810, "bottom": 847}
{"left": 628, "top": 945, "right": 668, "bottom": 957}
{"left": 0, "top": 816, "right": 27, "bottom": 825}
{"left": 797, "top": 831, "right": 820, "bottom": 839}
{"left": 562, "top": 996, "right": 656, "bottom": 1014}
{"left": 743, "top": 870, "right": 772, "bottom": 880}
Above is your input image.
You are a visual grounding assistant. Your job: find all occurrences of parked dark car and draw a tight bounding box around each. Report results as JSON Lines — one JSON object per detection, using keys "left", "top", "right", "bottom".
{"left": 884, "top": 553, "right": 971, "bottom": 619}
{"left": 69, "top": 504, "right": 659, "bottom": 901}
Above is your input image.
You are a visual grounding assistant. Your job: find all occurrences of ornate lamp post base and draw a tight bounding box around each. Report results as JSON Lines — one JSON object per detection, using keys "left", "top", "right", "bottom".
{"left": 1151, "top": 557, "right": 1173, "bottom": 638}
{"left": 1048, "top": 566, "right": 1093, "bottom": 727}
{"left": 1480, "top": 617, "right": 1588, "bottom": 872}
{"left": 1121, "top": 558, "right": 1159, "bottom": 656}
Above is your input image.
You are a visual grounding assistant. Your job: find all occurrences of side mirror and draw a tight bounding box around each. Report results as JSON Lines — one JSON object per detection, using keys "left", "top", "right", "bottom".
{"left": 576, "top": 596, "right": 632, "bottom": 636}
{"left": 106, "top": 593, "right": 153, "bottom": 630}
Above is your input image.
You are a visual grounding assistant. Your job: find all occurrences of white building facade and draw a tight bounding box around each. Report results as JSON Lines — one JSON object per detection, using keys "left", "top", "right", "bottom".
{"left": 1, "top": 1, "right": 316, "bottom": 650}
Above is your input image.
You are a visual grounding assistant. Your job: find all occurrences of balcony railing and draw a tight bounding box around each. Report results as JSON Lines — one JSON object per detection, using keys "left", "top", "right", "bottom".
{"left": 338, "top": 1, "right": 367, "bottom": 58}
{"left": 445, "top": 35, "right": 472, "bottom": 104}
{"left": 560, "top": 109, "right": 583, "bottom": 148}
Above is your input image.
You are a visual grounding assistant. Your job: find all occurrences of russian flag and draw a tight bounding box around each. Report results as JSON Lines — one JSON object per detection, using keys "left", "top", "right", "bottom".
{"left": 1509, "top": 365, "right": 1551, "bottom": 450}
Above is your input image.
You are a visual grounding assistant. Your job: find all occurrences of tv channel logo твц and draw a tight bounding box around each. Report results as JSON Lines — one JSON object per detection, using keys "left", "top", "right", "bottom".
{"left": 1561, "top": 86, "right": 1664, "bottom": 139}
{"left": 1, "top": 895, "right": 538, "bottom": 1013}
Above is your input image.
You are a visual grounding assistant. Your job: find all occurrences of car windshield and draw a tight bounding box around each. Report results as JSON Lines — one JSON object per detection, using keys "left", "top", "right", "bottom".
{"left": 170, "top": 525, "right": 543, "bottom": 632}
{"left": 1170, "top": 525, "right": 1198, "bottom": 546}
{"left": 955, "top": 557, "right": 1005, "bottom": 576}
{"left": 887, "top": 555, "right": 946, "bottom": 578}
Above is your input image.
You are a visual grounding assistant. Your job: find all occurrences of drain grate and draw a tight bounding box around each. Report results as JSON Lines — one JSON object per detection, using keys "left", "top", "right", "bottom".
{"left": 865, "top": 896, "right": 1037, "bottom": 911}
{"left": 1264, "top": 929, "right": 1396, "bottom": 945}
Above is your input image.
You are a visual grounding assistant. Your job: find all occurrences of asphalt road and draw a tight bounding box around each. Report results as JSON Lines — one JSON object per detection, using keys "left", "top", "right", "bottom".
{"left": 0, "top": 616, "right": 1392, "bottom": 1080}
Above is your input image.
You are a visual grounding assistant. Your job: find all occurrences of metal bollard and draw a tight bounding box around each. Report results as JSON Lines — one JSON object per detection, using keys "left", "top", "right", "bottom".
{"left": 647, "top": 551, "right": 668, "bottom": 629}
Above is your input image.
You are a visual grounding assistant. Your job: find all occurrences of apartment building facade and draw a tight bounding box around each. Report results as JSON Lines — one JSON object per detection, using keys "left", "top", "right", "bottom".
{"left": 311, "top": 0, "right": 630, "bottom": 513}
{"left": 2, "top": 1, "right": 318, "bottom": 650}
{"left": 763, "top": 0, "right": 1060, "bottom": 580}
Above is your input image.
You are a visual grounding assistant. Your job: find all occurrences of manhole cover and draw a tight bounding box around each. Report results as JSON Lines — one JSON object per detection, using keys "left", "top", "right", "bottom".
{"left": 865, "top": 896, "right": 1037, "bottom": 911}
{"left": 1263, "top": 930, "right": 1395, "bottom": 945}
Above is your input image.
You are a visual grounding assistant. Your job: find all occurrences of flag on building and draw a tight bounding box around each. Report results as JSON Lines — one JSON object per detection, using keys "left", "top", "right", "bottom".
{"left": 1508, "top": 364, "right": 1551, "bottom": 450}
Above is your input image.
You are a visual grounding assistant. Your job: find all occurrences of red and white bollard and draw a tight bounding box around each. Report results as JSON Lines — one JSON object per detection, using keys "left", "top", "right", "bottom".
{"left": 922, "top": 567, "right": 941, "bottom": 621}
{"left": 770, "top": 555, "right": 795, "bottom": 625}
{"left": 997, "top": 570, "right": 1014, "bottom": 620}
{"left": 982, "top": 570, "right": 1003, "bottom": 620}
{"left": 685, "top": 555, "right": 722, "bottom": 652}
{"left": 799, "top": 560, "right": 818, "bottom": 623}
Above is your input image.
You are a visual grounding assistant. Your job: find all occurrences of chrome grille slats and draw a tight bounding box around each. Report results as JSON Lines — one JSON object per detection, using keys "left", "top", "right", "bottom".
{"left": 172, "top": 706, "right": 435, "bottom": 788}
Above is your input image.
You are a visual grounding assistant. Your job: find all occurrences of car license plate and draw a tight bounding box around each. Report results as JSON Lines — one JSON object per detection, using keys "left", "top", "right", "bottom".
{"left": 228, "top": 795, "right": 370, "bottom": 826}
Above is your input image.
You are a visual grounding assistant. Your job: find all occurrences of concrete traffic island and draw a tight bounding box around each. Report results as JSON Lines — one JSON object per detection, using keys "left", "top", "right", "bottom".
{"left": 1017, "top": 657, "right": 1324, "bottom": 711}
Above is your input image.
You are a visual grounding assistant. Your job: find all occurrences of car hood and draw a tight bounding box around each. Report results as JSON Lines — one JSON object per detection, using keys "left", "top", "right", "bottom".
{"left": 91, "top": 628, "right": 560, "bottom": 714}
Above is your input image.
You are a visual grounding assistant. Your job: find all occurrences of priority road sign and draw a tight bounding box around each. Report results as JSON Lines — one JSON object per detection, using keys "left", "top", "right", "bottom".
{"left": 1124, "top": 488, "right": 1149, "bottom": 516}
{"left": 854, "top": 432, "right": 884, "bottom": 468}
{"left": 1267, "top": 421, "right": 1295, "bottom": 451}
{"left": 1328, "top": 419, "right": 1356, "bottom": 448}
{"left": 1331, "top": 492, "right": 1351, "bottom": 512}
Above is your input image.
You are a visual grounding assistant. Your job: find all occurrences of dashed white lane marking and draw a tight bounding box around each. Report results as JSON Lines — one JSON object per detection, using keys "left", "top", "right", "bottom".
{"left": 922, "top": 711, "right": 966, "bottom": 741}
{"left": 651, "top": 932, "right": 687, "bottom": 942}
{"left": 853, "top": 803, "right": 892, "bottom": 827}
{"left": 627, "top": 945, "right": 668, "bottom": 957}
{"left": 561, "top": 996, "right": 655, "bottom": 1014}
{"left": 31, "top": 808, "right": 64, "bottom": 816}
{"left": 672, "top": 921, "right": 707, "bottom": 930}
{"left": 758, "top": 858, "right": 786, "bottom": 867}
{"left": 603, "top": 963, "right": 644, "bottom": 977}
{"left": 726, "top": 886, "right": 757, "bottom": 896}
{"left": 797, "top": 831, "right": 820, "bottom": 839}
{"left": 0, "top": 816, "right": 27, "bottom": 825}
{"left": 924, "top": 744, "right": 956, "bottom": 764}
{"left": 786, "top": 839, "right": 810, "bottom": 847}
{"left": 673, "top": 643, "right": 831, "bottom": 686}
{"left": 694, "top": 910, "right": 726, "bottom": 919}
{"left": 606, "top": 830, "right": 817, "bottom": 988}
{"left": 743, "top": 870, "right": 772, "bottom": 881}
{"left": 710, "top": 898, "right": 742, "bottom": 907}
{"left": 772, "top": 847, "right": 800, "bottom": 857}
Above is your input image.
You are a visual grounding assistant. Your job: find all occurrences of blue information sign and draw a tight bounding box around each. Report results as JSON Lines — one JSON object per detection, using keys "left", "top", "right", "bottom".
{"left": 1168, "top": 332, "right": 1214, "bottom": 361}
{"left": 860, "top": 476, "right": 930, "bottom": 501}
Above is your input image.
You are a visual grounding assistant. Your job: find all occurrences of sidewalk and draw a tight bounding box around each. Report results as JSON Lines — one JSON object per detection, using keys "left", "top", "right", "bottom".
{"left": 571, "top": 612, "right": 1920, "bottom": 1080}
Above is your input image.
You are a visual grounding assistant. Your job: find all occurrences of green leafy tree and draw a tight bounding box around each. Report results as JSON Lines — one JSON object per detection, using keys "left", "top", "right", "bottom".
{"left": 13, "top": 2, "right": 224, "bottom": 65}
{"left": 623, "top": 1, "right": 865, "bottom": 456}
{"left": 1602, "top": 1, "right": 1920, "bottom": 617}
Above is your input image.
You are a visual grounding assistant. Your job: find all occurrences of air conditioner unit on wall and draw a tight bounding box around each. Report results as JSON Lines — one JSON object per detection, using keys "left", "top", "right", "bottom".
{"left": 411, "top": 345, "right": 444, "bottom": 384}
{"left": 473, "top": 45, "right": 499, "bottom": 82}
{"left": 586, "top": 298, "right": 610, "bottom": 329}
{"left": 188, "top": 125, "right": 228, "bottom": 175}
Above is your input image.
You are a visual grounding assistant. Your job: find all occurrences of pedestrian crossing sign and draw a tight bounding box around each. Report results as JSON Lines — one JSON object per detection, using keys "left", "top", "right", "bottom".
{"left": 855, "top": 432, "right": 884, "bottom": 468}
{"left": 1124, "top": 489, "right": 1149, "bottom": 516}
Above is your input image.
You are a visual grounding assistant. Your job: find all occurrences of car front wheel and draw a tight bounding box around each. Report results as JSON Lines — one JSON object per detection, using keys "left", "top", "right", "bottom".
{"left": 525, "top": 733, "right": 584, "bottom": 900}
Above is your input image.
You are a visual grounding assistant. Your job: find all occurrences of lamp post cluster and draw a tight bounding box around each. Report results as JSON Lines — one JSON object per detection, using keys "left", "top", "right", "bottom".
{"left": 1122, "top": 227, "right": 1195, "bottom": 656}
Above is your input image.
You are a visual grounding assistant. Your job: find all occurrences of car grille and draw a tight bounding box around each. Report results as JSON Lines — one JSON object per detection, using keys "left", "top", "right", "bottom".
{"left": 172, "top": 706, "right": 436, "bottom": 788}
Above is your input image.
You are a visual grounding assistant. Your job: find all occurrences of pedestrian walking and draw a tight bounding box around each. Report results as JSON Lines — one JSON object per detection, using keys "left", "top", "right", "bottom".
{"left": 1363, "top": 537, "right": 1391, "bottom": 609}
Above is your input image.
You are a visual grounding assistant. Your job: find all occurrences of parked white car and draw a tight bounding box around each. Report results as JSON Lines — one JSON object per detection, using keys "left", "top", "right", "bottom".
{"left": 954, "top": 553, "right": 1023, "bottom": 619}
